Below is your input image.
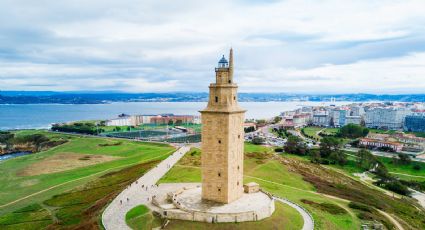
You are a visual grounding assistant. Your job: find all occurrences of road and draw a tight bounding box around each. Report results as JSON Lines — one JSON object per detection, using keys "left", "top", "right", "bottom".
{"left": 102, "top": 146, "right": 191, "bottom": 230}
{"left": 275, "top": 197, "right": 314, "bottom": 230}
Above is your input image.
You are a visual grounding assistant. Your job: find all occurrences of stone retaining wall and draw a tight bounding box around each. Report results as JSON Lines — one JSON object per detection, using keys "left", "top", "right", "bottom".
{"left": 163, "top": 193, "right": 275, "bottom": 223}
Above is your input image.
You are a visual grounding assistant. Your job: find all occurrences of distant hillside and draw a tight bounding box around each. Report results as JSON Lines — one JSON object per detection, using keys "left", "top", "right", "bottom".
{"left": 0, "top": 91, "right": 424, "bottom": 104}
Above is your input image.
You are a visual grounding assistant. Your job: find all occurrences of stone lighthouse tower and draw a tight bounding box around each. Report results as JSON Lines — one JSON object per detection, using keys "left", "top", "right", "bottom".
{"left": 200, "top": 48, "right": 246, "bottom": 204}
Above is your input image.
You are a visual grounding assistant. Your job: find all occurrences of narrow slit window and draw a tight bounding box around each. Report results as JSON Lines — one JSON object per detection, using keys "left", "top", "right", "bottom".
{"left": 218, "top": 172, "right": 221, "bottom": 177}
{"left": 215, "top": 96, "right": 218, "bottom": 103}
{"left": 218, "top": 139, "right": 221, "bottom": 144}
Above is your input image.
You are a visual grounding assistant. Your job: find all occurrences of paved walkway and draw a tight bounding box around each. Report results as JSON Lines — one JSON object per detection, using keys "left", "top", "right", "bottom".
{"left": 275, "top": 197, "right": 314, "bottom": 230}
{"left": 102, "top": 146, "right": 191, "bottom": 230}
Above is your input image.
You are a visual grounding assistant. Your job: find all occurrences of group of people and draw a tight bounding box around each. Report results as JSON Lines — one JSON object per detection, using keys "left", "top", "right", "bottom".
{"left": 116, "top": 146, "right": 188, "bottom": 206}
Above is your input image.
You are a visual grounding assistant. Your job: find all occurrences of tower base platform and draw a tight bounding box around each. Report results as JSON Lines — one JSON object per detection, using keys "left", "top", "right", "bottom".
{"left": 150, "top": 183, "right": 275, "bottom": 223}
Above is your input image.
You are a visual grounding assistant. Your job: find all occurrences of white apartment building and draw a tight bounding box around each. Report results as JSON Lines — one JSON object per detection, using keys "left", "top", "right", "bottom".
{"left": 350, "top": 106, "right": 365, "bottom": 117}
{"left": 345, "top": 116, "right": 362, "bottom": 125}
{"left": 312, "top": 111, "right": 330, "bottom": 127}
{"left": 365, "top": 107, "right": 412, "bottom": 130}
{"left": 106, "top": 115, "right": 133, "bottom": 126}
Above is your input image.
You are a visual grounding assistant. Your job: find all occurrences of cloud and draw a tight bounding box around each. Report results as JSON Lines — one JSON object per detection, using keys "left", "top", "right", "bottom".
{"left": 0, "top": 0, "right": 424, "bottom": 93}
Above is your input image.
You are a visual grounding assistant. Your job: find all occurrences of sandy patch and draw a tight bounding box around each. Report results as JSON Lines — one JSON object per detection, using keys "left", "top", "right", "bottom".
{"left": 19, "top": 179, "right": 40, "bottom": 187}
{"left": 17, "top": 153, "right": 119, "bottom": 176}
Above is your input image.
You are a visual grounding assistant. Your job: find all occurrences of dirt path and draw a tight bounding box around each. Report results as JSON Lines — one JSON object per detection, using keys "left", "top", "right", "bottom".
{"left": 389, "top": 172, "right": 425, "bottom": 179}
{"left": 377, "top": 210, "right": 405, "bottom": 230}
{"left": 40, "top": 203, "right": 59, "bottom": 224}
{"left": 0, "top": 151, "right": 173, "bottom": 209}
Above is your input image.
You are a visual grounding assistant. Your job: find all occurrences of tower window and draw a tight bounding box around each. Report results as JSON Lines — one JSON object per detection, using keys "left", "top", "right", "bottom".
{"left": 238, "top": 134, "right": 240, "bottom": 139}
{"left": 228, "top": 80, "right": 231, "bottom": 83}
{"left": 215, "top": 96, "right": 218, "bottom": 103}
{"left": 218, "top": 188, "right": 221, "bottom": 192}
{"left": 218, "top": 140, "right": 221, "bottom": 144}
{"left": 237, "top": 165, "right": 240, "bottom": 170}
{"left": 218, "top": 172, "right": 221, "bottom": 177}
{"left": 237, "top": 181, "right": 239, "bottom": 186}
{"left": 233, "top": 96, "right": 236, "bottom": 100}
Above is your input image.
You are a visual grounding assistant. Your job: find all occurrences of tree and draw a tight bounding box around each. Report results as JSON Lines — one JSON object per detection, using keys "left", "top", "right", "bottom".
{"left": 328, "top": 150, "right": 347, "bottom": 165}
{"left": 168, "top": 120, "right": 174, "bottom": 125}
{"left": 273, "top": 116, "right": 282, "bottom": 124}
{"left": 357, "top": 149, "right": 377, "bottom": 170}
{"left": 319, "top": 137, "right": 341, "bottom": 158}
{"left": 374, "top": 162, "right": 390, "bottom": 179}
{"left": 251, "top": 137, "right": 265, "bottom": 145}
{"left": 244, "top": 126, "right": 255, "bottom": 133}
{"left": 0, "top": 131, "right": 14, "bottom": 144}
{"left": 284, "top": 136, "right": 308, "bottom": 156}
{"left": 396, "top": 153, "right": 411, "bottom": 165}
{"left": 413, "top": 164, "right": 421, "bottom": 171}
{"left": 377, "top": 179, "right": 411, "bottom": 196}
{"left": 337, "top": 124, "right": 369, "bottom": 139}
{"left": 310, "top": 150, "right": 322, "bottom": 164}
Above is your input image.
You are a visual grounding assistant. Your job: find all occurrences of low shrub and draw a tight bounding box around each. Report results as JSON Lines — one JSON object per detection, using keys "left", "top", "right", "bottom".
{"left": 348, "top": 202, "right": 373, "bottom": 212}
{"left": 301, "top": 199, "right": 347, "bottom": 215}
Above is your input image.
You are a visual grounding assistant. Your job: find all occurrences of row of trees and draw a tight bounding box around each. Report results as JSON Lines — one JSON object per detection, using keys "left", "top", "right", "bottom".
{"left": 284, "top": 136, "right": 348, "bottom": 166}
{"left": 337, "top": 124, "right": 369, "bottom": 138}
{"left": 52, "top": 123, "right": 102, "bottom": 135}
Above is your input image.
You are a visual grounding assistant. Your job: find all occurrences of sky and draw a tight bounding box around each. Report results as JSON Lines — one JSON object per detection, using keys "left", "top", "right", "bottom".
{"left": 0, "top": 0, "right": 425, "bottom": 94}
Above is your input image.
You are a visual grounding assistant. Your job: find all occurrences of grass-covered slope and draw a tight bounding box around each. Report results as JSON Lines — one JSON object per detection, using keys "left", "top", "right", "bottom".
{"left": 160, "top": 143, "right": 425, "bottom": 230}
{"left": 0, "top": 130, "right": 174, "bottom": 215}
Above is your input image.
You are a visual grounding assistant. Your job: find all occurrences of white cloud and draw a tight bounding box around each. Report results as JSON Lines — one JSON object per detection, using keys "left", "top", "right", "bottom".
{"left": 0, "top": 0, "right": 425, "bottom": 93}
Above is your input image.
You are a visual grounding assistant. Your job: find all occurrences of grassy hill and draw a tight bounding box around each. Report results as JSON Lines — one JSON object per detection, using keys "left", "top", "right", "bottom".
{"left": 0, "top": 130, "right": 174, "bottom": 229}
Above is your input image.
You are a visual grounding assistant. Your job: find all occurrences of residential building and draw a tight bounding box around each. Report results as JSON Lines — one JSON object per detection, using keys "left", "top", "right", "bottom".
{"left": 345, "top": 116, "right": 362, "bottom": 125}
{"left": 293, "top": 114, "right": 310, "bottom": 127}
{"left": 350, "top": 106, "right": 365, "bottom": 117}
{"left": 404, "top": 113, "right": 425, "bottom": 132}
{"left": 312, "top": 111, "right": 330, "bottom": 127}
{"left": 150, "top": 114, "right": 196, "bottom": 125}
{"left": 359, "top": 138, "right": 403, "bottom": 152}
{"left": 365, "top": 107, "right": 412, "bottom": 130}
{"left": 106, "top": 114, "right": 133, "bottom": 126}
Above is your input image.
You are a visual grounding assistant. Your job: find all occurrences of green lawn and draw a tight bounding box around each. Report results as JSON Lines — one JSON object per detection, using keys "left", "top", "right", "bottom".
{"left": 126, "top": 205, "right": 162, "bottom": 230}
{"left": 302, "top": 126, "right": 323, "bottom": 139}
{"left": 244, "top": 142, "right": 272, "bottom": 153}
{"left": 0, "top": 131, "right": 175, "bottom": 215}
{"left": 302, "top": 126, "right": 339, "bottom": 140}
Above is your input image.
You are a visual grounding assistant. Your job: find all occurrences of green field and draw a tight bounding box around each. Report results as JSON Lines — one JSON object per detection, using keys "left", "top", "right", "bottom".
{"left": 126, "top": 205, "right": 162, "bottom": 230}
{"left": 0, "top": 131, "right": 175, "bottom": 216}
{"left": 302, "top": 127, "right": 338, "bottom": 140}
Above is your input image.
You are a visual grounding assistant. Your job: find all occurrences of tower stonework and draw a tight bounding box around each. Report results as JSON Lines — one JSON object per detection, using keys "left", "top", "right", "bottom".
{"left": 200, "top": 49, "right": 246, "bottom": 204}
